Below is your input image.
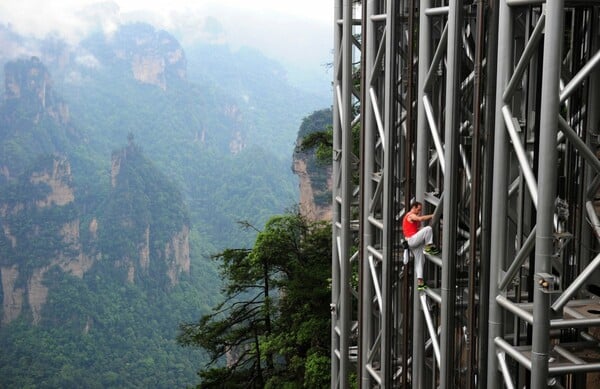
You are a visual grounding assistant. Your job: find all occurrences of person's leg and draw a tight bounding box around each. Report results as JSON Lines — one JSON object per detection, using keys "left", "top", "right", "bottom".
{"left": 413, "top": 248, "right": 424, "bottom": 279}
{"left": 408, "top": 226, "right": 433, "bottom": 248}
{"left": 417, "top": 226, "right": 442, "bottom": 255}
{"left": 408, "top": 230, "right": 429, "bottom": 287}
{"left": 408, "top": 227, "right": 434, "bottom": 288}
{"left": 421, "top": 226, "right": 433, "bottom": 246}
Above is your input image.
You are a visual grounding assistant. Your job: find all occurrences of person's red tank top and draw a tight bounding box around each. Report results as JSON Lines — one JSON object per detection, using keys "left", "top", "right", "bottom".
{"left": 403, "top": 213, "right": 420, "bottom": 238}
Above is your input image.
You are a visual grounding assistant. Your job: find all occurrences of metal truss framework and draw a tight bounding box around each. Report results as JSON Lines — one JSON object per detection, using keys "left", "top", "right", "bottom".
{"left": 332, "top": 1, "right": 600, "bottom": 388}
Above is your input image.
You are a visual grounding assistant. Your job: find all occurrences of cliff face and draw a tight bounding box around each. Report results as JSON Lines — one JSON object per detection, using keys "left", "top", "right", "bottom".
{"left": 93, "top": 24, "right": 187, "bottom": 90}
{"left": 3, "top": 57, "right": 70, "bottom": 125}
{"left": 0, "top": 57, "right": 191, "bottom": 326}
{"left": 0, "top": 156, "right": 94, "bottom": 325}
{"left": 293, "top": 157, "right": 332, "bottom": 222}
{"left": 0, "top": 148, "right": 191, "bottom": 326}
{"left": 292, "top": 109, "right": 333, "bottom": 222}
{"left": 165, "top": 225, "right": 191, "bottom": 285}
{"left": 0, "top": 58, "right": 77, "bottom": 184}
{"left": 30, "top": 157, "right": 74, "bottom": 207}
{"left": 0, "top": 59, "right": 89, "bottom": 325}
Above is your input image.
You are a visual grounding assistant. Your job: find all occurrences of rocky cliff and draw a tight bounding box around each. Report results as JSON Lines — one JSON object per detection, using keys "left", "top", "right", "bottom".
{"left": 0, "top": 57, "right": 76, "bottom": 183}
{"left": 0, "top": 148, "right": 191, "bottom": 328}
{"left": 3, "top": 56, "right": 72, "bottom": 125}
{"left": 293, "top": 157, "right": 332, "bottom": 222}
{"left": 292, "top": 109, "right": 333, "bottom": 221}
{"left": 0, "top": 156, "right": 94, "bottom": 325}
{"left": 0, "top": 58, "right": 191, "bottom": 326}
{"left": 88, "top": 23, "right": 187, "bottom": 90}
{"left": 106, "top": 141, "right": 191, "bottom": 286}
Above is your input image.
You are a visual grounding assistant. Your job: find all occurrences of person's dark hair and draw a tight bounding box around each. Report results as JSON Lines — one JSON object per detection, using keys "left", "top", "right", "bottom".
{"left": 410, "top": 201, "right": 422, "bottom": 209}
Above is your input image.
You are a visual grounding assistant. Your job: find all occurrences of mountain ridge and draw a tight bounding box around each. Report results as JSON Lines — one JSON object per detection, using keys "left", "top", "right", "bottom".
{"left": 0, "top": 20, "right": 330, "bottom": 388}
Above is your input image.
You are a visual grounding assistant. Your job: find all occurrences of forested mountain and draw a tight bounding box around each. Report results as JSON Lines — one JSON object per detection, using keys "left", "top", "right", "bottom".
{"left": 0, "top": 21, "right": 329, "bottom": 388}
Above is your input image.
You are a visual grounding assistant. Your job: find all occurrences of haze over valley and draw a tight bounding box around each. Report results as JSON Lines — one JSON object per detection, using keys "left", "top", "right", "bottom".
{"left": 0, "top": 2, "right": 333, "bottom": 386}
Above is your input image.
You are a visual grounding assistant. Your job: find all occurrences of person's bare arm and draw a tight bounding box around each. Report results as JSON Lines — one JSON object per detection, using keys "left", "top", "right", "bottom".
{"left": 408, "top": 213, "right": 433, "bottom": 222}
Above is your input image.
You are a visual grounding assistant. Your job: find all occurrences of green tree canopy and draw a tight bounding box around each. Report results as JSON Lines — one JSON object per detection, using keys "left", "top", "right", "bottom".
{"left": 178, "top": 212, "right": 332, "bottom": 388}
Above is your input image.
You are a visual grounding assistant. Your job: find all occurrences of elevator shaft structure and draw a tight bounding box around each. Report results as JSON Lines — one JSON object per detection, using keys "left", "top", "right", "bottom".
{"left": 331, "top": 1, "right": 600, "bottom": 388}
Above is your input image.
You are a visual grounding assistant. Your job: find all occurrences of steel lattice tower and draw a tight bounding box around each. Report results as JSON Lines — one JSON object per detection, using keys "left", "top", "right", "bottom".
{"left": 332, "top": 1, "right": 600, "bottom": 388}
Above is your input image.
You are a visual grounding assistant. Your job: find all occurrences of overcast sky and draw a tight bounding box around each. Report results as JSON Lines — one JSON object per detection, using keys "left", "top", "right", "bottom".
{"left": 0, "top": 0, "right": 334, "bottom": 85}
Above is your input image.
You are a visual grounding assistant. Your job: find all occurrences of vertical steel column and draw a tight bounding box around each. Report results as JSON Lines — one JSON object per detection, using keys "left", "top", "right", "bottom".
{"left": 401, "top": 0, "right": 417, "bottom": 385}
{"left": 584, "top": 7, "right": 600, "bottom": 284}
{"left": 331, "top": 1, "right": 342, "bottom": 385}
{"left": 467, "top": 2, "right": 486, "bottom": 388}
{"left": 488, "top": 1, "right": 512, "bottom": 387}
{"left": 531, "top": 1, "right": 564, "bottom": 388}
{"left": 331, "top": 0, "right": 358, "bottom": 387}
{"left": 361, "top": 0, "right": 394, "bottom": 386}
{"left": 413, "top": 2, "right": 479, "bottom": 386}
{"left": 413, "top": 1, "right": 431, "bottom": 387}
{"left": 478, "top": 2, "right": 499, "bottom": 386}
{"left": 359, "top": 0, "right": 375, "bottom": 384}
{"left": 439, "top": 1, "right": 463, "bottom": 387}
{"left": 381, "top": 0, "right": 400, "bottom": 385}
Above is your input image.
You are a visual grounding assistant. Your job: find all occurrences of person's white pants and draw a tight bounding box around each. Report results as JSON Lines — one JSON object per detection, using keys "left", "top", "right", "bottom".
{"left": 407, "top": 226, "right": 433, "bottom": 279}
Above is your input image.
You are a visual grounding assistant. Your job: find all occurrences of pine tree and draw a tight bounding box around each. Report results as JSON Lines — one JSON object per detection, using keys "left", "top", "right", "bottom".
{"left": 178, "top": 212, "right": 332, "bottom": 388}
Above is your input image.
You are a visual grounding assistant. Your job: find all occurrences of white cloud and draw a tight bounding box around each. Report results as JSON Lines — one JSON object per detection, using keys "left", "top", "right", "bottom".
{"left": 0, "top": 1, "right": 332, "bottom": 37}
{"left": 76, "top": 2, "right": 121, "bottom": 37}
{"left": 75, "top": 53, "right": 101, "bottom": 68}
{"left": 0, "top": 0, "right": 333, "bottom": 90}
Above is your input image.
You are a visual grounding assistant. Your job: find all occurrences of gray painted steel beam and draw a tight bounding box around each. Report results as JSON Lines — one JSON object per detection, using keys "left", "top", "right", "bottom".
{"left": 531, "top": 2, "right": 564, "bottom": 387}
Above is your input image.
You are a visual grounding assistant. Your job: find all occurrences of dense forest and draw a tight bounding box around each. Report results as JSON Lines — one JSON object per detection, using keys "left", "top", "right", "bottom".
{"left": 0, "top": 21, "right": 331, "bottom": 388}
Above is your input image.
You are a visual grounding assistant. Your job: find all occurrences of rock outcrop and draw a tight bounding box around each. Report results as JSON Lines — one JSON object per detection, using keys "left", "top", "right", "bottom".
{"left": 107, "top": 142, "right": 191, "bottom": 286}
{"left": 1, "top": 266, "right": 24, "bottom": 325}
{"left": 292, "top": 109, "right": 334, "bottom": 222}
{"left": 101, "top": 24, "right": 187, "bottom": 90}
{"left": 3, "top": 57, "right": 70, "bottom": 125}
{"left": 165, "top": 225, "right": 191, "bottom": 285}
{"left": 30, "top": 156, "right": 74, "bottom": 207}
{"left": 0, "top": 156, "right": 94, "bottom": 325}
{"left": 293, "top": 158, "right": 332, "bottom": 222}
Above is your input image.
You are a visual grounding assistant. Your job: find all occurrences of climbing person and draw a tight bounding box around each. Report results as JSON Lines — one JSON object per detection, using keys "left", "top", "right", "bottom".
{"left": 402, "top": 201, "right": 440, "bottom": 290}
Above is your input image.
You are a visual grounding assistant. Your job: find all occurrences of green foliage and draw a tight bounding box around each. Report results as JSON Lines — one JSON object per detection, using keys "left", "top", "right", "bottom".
{"left": 296, "top": 108, "right": 359, "bottom": 185}
{"left": 98, "top": 141, "right": 190, "bottom": 280}
{"left": 179, "top": 213, "right": 332, "bottom": 387}
{"left": 0, "top": 59, "right": 80, "bottom": 181}
{"left": 0, "top": 155, "right": 79, "bottom": 277}
{"left": 296, "top": 108, "right": 333, "bottom": 164}
{"left": 303, "top": 353, "right": 331, "bottom": 388}
{"left": 0, "top": 262, "right": 220, "bottom": 388}
{"left": 0, "top": 22, "right": 331, "bottom": 389}
{"left": 178, "top": 245, "right": 271, "bottom": 388}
